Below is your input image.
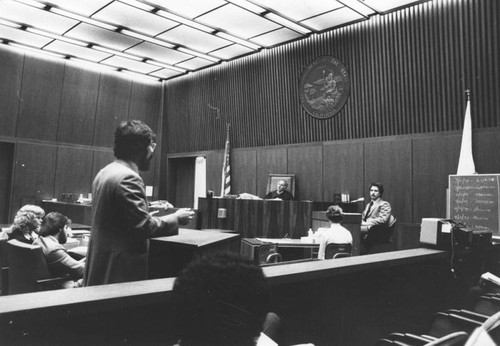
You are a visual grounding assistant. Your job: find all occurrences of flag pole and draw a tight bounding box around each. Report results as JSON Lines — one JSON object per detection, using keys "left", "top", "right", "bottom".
{"left": 220, "top": 122, "right": 231, "bottom": 197}
{"left": 456, "top": 89, "right": 476, "bottom": 175}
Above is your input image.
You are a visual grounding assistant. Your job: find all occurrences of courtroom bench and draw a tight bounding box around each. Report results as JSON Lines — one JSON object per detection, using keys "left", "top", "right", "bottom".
{"left": 0, "top": 248, "right": 467, "bottom": 346}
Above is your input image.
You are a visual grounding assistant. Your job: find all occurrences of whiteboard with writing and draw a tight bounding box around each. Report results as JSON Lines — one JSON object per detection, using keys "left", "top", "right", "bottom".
{"left": 449, "top": 174, "right": 500, "bottom": 237}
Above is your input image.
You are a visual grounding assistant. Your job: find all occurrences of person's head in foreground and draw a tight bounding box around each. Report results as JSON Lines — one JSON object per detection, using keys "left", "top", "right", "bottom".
{"left": 326, "top": 205, "right": 343, "bottom": 224}
{"left": 172, "top": 252, "right": 270, "bottom": 346}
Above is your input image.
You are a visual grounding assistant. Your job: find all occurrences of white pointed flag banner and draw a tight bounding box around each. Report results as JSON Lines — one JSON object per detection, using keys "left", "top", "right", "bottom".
{"left": 220, "top": 126, "right": 231, "bottom": 196}
{"left": 456, "top": 98, "right": 476, "bottom": 175}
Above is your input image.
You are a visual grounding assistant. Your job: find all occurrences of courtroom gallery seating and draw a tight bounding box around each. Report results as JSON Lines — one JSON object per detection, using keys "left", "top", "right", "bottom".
{"left": 6, "top": 239, "right": 79, "bottom": 294}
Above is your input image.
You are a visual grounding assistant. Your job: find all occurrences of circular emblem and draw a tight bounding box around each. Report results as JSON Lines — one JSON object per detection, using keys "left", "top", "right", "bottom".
{"left": 299, "top": 56, "right": 350, "bottom": 119}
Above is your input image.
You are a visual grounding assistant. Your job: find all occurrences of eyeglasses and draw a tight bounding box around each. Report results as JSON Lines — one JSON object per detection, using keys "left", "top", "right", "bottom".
{"left": 149, "top": 142, "right": 157, "bottom": 153}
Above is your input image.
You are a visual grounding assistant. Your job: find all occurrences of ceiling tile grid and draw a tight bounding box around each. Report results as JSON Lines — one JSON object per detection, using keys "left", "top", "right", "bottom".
{"left": 0, "top": 0, "right": 428, "bottom": 82}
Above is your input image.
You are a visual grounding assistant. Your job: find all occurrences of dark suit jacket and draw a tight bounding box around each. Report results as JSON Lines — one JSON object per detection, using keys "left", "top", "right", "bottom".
{"left": 83, "top": 160, "right": 179, "bottom": 286}
{"left": 264, "top": 190, "right": 294, "bottom": 200}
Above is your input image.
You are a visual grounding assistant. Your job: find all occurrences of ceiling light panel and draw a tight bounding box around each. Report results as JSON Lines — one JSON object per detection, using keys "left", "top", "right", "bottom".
{"left": 149, "top": 0, "right": 226, "bottom": 19}
{"left": 92, "top": 1, "right": 178, "bottom": 36}
{"left": 38, "top": 0, "right": 114, "bottom": 17}
{"left": 126, "top": 41, "right": 192, "bottom": 65}
{"left": 66, "top": 23, "right": 141, "bottom": 51}
{"left": 0, "top": 1, "right": 78, "bottom": 34}
{"left": 338, "top": 0, "right": 375, "bottom": 17}
{"left": 197, "top": 3, "right": 280, "bottom": 39}
{"left": 210, "top": 44, "right": 253, "bottom": 60}
{"left": 362, "top": 0, "right": 425, "bottom": 13}
{"left": 0, "top": 25, "right": 53, "bottom": 47}
{"left": 101, "top": 55, "right": 160, "bottom": 74}
{"left": 251, "top": 0, "right": 343, "bottom": 22}
{"left": 150, "top": 68, "right": 184, "bottom": 79}
{"left": 302, "top": 7, "right": 364, "bottom": 31}
{"left": 44, "top": 40, "right": 111, "bottom": 61}
{"left": 157, "top": 25, "right": 230, "bottom": 53}
{"left": 175, "top": 57, "right": 216, "bottom": 70}
{"left": 251, "top": 28, "right": 302, "bottom": 47}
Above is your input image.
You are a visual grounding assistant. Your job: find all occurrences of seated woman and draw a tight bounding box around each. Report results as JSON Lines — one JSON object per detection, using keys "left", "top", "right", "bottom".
{"left": 316, "top": 205, "right": 353, "bottom": 260}
{"left": 34, "top": 212, "right": 85, "bottom": 288}
{"left": 7, "top": 210, "right": 40, "bottom": 244}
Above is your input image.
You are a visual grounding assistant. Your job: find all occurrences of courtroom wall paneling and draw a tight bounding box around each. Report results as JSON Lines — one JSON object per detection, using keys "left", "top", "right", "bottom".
{"left": 364, "top": 138, "right": 412, "bottom": 224}
{"left": 17, "top": 56, "right": 64, "bottom": 142}
{"left": 91, "top": 149, "right": 115, "bottom": 183}
{"left": 412, "top": 134, "right": 461, "bottom": 222}
{"left": 170, "top": 157, "right": 195, "bottom": 208}
{"left": 232, "top": 148, "right": 257, "bottom": 196}
{"left": 0, "top": 143, "right": 14, "bottom": 223}
{"left": 473, "top": 129, "right": 500, "bottom": 174}
{"left": 54, "top": 146, "right": 94, "bottom": 200}
{"left": 322, "top": 141, "right": 364, "bottom": 202}
{"left": 287, "top": 144, "right": 323, "bottom": 201}
{"left": 256, "top": 147, "right": 287, "bottom": 197}
{"left": 163, "top": 1, "right": 500, "bottom": 153}
{"left": 93, "top": 73, "right": 132, "bottom": 148}
{"left": 11, "top": 142, "right": 57, "bottom": 214}
{"left": 57, "top": 64, "right": 100, "bottom": 145}
{"left": 206, "top": 150, "right": 224, "bottom": 196}
{"left": 0, "top": 47, "right": 23, "bottom": 137}
{"left": 128, "top": 81, "right": 162, "bottom": 133}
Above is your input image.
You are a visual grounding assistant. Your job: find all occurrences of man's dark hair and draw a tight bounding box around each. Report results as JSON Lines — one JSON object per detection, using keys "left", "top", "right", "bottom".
{"left": 326, "top": 205, "right": 343, "bottom": 223}
{"left": 113, "top": 120, "right": 156, "bottom": 160}
{"left": 370, "top": 182, "right": 384, "bottom": 196}
{"left": 39, "top": 212, "right": 70, "bottom": 237}
{"left": 172, "top": 252, "right": 270, "bottom": 346}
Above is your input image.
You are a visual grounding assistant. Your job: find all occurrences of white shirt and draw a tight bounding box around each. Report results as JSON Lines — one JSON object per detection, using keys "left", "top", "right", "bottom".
{"left": 316, "top": 223, "right": 353, "bottom": 260}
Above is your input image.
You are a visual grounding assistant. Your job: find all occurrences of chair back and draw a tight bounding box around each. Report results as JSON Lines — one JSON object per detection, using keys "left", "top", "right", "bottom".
{"left": 324, "top": 243, "right": 352, "bottom": 259}
{"left": 387, "top": 215, "right": 397, "bottom": 240}
{"left": 7, "top": 239, "right": 52, "bottom": 294}
{"left": 0, "top": 237, "right": 9, "bottom": 295}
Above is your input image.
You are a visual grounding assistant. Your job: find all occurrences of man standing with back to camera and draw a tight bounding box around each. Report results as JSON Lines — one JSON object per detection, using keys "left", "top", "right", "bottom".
{"left": 84, "top": 120, "right": 194, "bottom": 286}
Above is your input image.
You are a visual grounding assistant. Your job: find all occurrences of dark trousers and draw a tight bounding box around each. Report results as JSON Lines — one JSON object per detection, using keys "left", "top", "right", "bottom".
{"left": 361, "top": 224, "right": 391, "bottom": 251}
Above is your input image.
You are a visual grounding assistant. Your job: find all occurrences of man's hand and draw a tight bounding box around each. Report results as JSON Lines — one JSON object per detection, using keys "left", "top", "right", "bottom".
{"left": 174, "top": 208, "right": 195, "bottom": 226}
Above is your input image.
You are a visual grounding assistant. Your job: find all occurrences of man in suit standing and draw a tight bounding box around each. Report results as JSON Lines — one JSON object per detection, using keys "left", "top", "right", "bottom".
{"left": 360, "top": 182, "right": 393, "bottom": 252}
{"left": 84, "top": 120, "right": 194, "bottom": 286}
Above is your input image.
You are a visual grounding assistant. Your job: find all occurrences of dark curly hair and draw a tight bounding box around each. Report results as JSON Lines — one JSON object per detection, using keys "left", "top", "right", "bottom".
{"left": 172, "top": 252, "right": 270, "bottom": 346}
{"left": 39, "top": 212, "right": 71, "bottom": 237}
{"left": 113, "top": 120, "right": 156, "bottom": 160}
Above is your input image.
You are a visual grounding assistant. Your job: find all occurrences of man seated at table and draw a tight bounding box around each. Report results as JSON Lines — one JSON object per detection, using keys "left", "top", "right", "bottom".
{"left": 264, "top": 179, "right": 294, "bottom": 200}
{"left": 35, "top": 212, "right": 85, "bottom": 288}
{"left": 316, "top": 205, "right": 353, "bottom": 259}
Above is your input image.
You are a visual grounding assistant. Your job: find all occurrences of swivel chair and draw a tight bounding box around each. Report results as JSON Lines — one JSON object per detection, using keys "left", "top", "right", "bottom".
{"left": 324, "top": 243, "right": 352, "bottom": 259}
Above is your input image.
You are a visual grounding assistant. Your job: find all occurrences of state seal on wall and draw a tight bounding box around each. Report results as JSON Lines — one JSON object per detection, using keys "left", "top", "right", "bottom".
{"left": 299, "top": 56, "right": 350, "bottom": 119}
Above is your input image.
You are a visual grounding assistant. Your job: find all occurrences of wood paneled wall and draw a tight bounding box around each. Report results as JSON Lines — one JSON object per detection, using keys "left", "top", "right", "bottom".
{"left": 0, "top": 46, "right": 162, "bottom": 221}
{"left": 163, "top": 0, "right": 499, "bottom": 153}
{"left": 182, "top": 127, "right": 500, "bottom": 225}
{"left": 162, "top": 0, "right": 500, "bottom": 227}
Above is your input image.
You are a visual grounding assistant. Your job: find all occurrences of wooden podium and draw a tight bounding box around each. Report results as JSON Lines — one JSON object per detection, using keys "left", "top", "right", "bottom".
{"left": 148, "top": 229, "right": 240, "bottom": 278}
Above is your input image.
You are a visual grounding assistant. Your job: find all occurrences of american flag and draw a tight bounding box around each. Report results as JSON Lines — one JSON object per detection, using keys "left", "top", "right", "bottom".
{"left": 220, "top": 125, "right": 231, "bottom": 196}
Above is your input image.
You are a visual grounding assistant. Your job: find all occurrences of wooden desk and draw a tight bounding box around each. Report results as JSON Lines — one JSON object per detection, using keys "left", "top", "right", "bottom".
{"left": 149, "top": 229, "right": 240, "bottom": 278}
{"left": 198, "top": 197, "right": 312, "bottom": 238}
{"left": 41, "top": 201, "right": 91, "bottom": 225}
{"left": 241, "top": 237, "right": 320, "bottom": 264}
